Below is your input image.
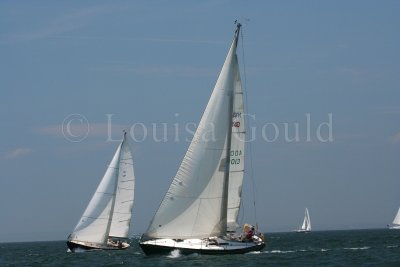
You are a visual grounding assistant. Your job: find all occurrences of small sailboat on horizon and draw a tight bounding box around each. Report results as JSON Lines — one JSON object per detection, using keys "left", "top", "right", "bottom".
{"left": 296, "top": 208, "right": 311, "bottom": 233}
{"left": 67, "top": 132, "right": 135, "bottom": 251}
{"left": 388, "top": 207, "right": 400, "bottom": 229}
{"left": 139, "top": 23, "right": 265, "bottom": 255}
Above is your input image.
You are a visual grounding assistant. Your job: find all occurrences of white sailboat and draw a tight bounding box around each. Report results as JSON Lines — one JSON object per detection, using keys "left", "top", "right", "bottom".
{"left": 67, "top": 132, "right": 135, "bottom": 251}
{"left": 139, "top": 23, "right": 265, "bottom": 255}
{"left": 297, "top": 208, "right": 311, "bottom": 233}
{"left": 388, "top": 207, "right": 400, "bottom": 229}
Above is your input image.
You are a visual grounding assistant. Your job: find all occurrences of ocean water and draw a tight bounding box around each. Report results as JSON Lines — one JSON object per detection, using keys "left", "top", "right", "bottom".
{"left": 1, "top": 229, "right": 400, "bottom": 266}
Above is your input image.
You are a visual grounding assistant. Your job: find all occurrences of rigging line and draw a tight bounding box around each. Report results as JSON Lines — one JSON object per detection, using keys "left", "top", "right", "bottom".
{"left": 240, "top": 26, "right": 258, "bottom": 224}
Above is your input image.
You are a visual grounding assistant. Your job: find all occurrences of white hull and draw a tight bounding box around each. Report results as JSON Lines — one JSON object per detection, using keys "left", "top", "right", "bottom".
{"left": 388, "top": 225, "right": 400, "bottom": 230}
{"left": 296, "top": 229, "right": 311, "bottom": 233}
{"left": 67, "top": 240, "right": 129, "bottom": 251}
{"left": 140, "top": 236, "right": 265, "bottom": 255}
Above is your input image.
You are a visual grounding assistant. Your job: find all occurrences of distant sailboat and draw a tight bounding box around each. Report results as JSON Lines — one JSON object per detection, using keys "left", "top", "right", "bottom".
{"left": 67, "top": 132, "right": 135, "bottom": 251}
{"left": 139, "top": 23, "right": 265, "bottom": 255}
{"left": 297, "top": 208, "right": 311, "bottom": 233}
{"left": 388, "top": 207, "right": 400, "bottom": 229}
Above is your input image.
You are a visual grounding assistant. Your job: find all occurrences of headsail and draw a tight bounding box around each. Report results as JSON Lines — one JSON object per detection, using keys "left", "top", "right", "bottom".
{"left": 143, "top": 26, "right": 241, "bottom": 240}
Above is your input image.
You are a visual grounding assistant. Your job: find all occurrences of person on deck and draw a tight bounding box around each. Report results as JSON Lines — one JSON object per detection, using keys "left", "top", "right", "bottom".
{"left": 246, "top": 227, "right": 254, "bottom": 240}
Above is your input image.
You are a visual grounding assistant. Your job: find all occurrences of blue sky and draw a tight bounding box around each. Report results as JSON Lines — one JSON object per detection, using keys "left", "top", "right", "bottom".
{"left": 0, "top": 1, "right": 399, "bottom": 242}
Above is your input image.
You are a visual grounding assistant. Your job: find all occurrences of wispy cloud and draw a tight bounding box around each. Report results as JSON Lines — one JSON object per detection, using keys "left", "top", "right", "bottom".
{"left": 90, "top": 63, "right": 216, "bottom": 77}
{"left": 36, "top": 123, "right": 129, "bottom": 138}
{"left": 2, "top": 5, "right": 109, "bottom": 43}
{"left": 4, "top": 148, "right": 32, "bottom": 159}
{"left": 126, "top": 65, "right": 216, "bottom": 77}
{"left": 137, "top": 37, "right": 224, "bottom": 45}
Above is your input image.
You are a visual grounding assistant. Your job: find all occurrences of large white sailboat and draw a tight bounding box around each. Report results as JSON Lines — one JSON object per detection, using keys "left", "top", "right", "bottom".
{"left": 139, "top": 23, "right": 265, "bottom": 255}
{"left": 297, "top": 208, "right": 312, "bottom": 233}
{"left": 388, "top": 207, "right": 400, "bottom": 229}
{"left": 67, "top": 132, "right": 135, "bottom": 251}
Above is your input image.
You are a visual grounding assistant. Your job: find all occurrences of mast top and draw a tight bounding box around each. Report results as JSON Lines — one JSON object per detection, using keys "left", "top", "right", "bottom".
{"left": 234, "top": 21, "right": 241, "bottom": 46}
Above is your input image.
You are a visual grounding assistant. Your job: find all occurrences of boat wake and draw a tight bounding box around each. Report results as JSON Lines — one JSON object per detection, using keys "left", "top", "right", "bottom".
{"left": 68, "top": 247, "right": 91, "bottom": 253}
{"left": 267, "top": 250, "right": 296, "bottom": 254}
{"left": 167, "top": 249, "right": 181, "bottom": 258}
{"left": 246, "top": 251, "right": 261, "bottom": 254}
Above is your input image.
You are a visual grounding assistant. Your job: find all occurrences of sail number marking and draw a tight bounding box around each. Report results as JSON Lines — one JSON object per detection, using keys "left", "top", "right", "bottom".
{"left": 230, "top": 150, "right": 242, "bottom": 165}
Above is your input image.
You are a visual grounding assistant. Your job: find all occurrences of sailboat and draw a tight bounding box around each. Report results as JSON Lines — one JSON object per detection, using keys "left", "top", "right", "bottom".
{"left": 388, "top": 207, "right": 400, "bottom": 229}
{"left": 296, "top": 208, "right": 311, "bottom": 233}
{"left": 139, "top": 23, "right": 265, "bottom": 255}
{"left": 67, "top": 132, "right": 135, "bottom": 251}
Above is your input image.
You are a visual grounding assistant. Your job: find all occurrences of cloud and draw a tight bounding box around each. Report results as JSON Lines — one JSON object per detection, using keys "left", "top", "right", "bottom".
{"left": 126, "top": 65, "right": 216, "bottom": 77}
{"left": 390, "top": 132, "right": 400, "bottom": 144}
{"left": 90, "top": 64, "right": 216, "bottom": 77}
{"left": 5, "top": 148, "right": 32, "bottom": 159}
{"left": 137, "top": 37, "right": 224, "bottom": 45}
{"left": 2, "top": 5, "right": 109, "bottom": 43}
{"left": 36, "top": 123, "right": 129, "bottom": 138}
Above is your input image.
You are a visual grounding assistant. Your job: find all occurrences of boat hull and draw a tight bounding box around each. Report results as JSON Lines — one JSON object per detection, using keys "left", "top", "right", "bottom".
{"left": 296, "top": 230, "right": 311, "bottom": 233}
{"left": 140, "top": 237, "right": 265, "bottom": 255}
{"left": 67, "top": 240, "right": 129, "bottom": 252}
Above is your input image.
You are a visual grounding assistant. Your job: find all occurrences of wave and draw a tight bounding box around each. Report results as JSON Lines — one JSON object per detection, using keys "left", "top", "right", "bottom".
{"left": 343, "top": 247, "right": 370, "bottom": 250}
{"left": 167, "top": 249, "right": 181, "bottom": 258}
{"left": 266, "top": 250, "right": 296, "bottom": 254}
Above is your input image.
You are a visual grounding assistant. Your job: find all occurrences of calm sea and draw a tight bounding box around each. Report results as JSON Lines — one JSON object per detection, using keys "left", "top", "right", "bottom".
{"left": 1, "top": 229, "right": 399, "bottom": 266}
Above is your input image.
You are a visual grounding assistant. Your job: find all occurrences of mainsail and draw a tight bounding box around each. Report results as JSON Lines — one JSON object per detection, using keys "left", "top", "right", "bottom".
{"left": 227, "top": 55, "right": 245, "bottom": 232}
{"left": 68, "top": 134, "right": 134, "bottom": 245}
{"left": 143, "top": 27, "right": 241, "bottom": 240}
{"left": 109, "top": 137, "right": 135, "bottom": 238}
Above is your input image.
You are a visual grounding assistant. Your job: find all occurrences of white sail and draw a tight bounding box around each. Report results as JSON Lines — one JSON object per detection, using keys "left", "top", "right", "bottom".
{"left": 392, "top": 207, "right": 400, "bottom": 226}
{"left": 143, "top": 30, "right": 240, "bottom": 240}
{"left": 109, "top": 137, "right": 135, "bottom": 238}
{"left": 227, "top": 55, "right": 245, "bottom": 232}
{"left": 300, "top": 208, "right": 311, "bottom": 231}
{"left": 69, "top": 144, "right": 122, "bottom": 245}
{"left": 68, "top": 134, "right": 135, "bottom": 246}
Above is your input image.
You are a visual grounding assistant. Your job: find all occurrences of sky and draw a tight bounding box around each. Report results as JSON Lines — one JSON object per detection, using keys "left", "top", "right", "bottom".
{"left": 0, "top": 0, "right": 399, "bottom": 242}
